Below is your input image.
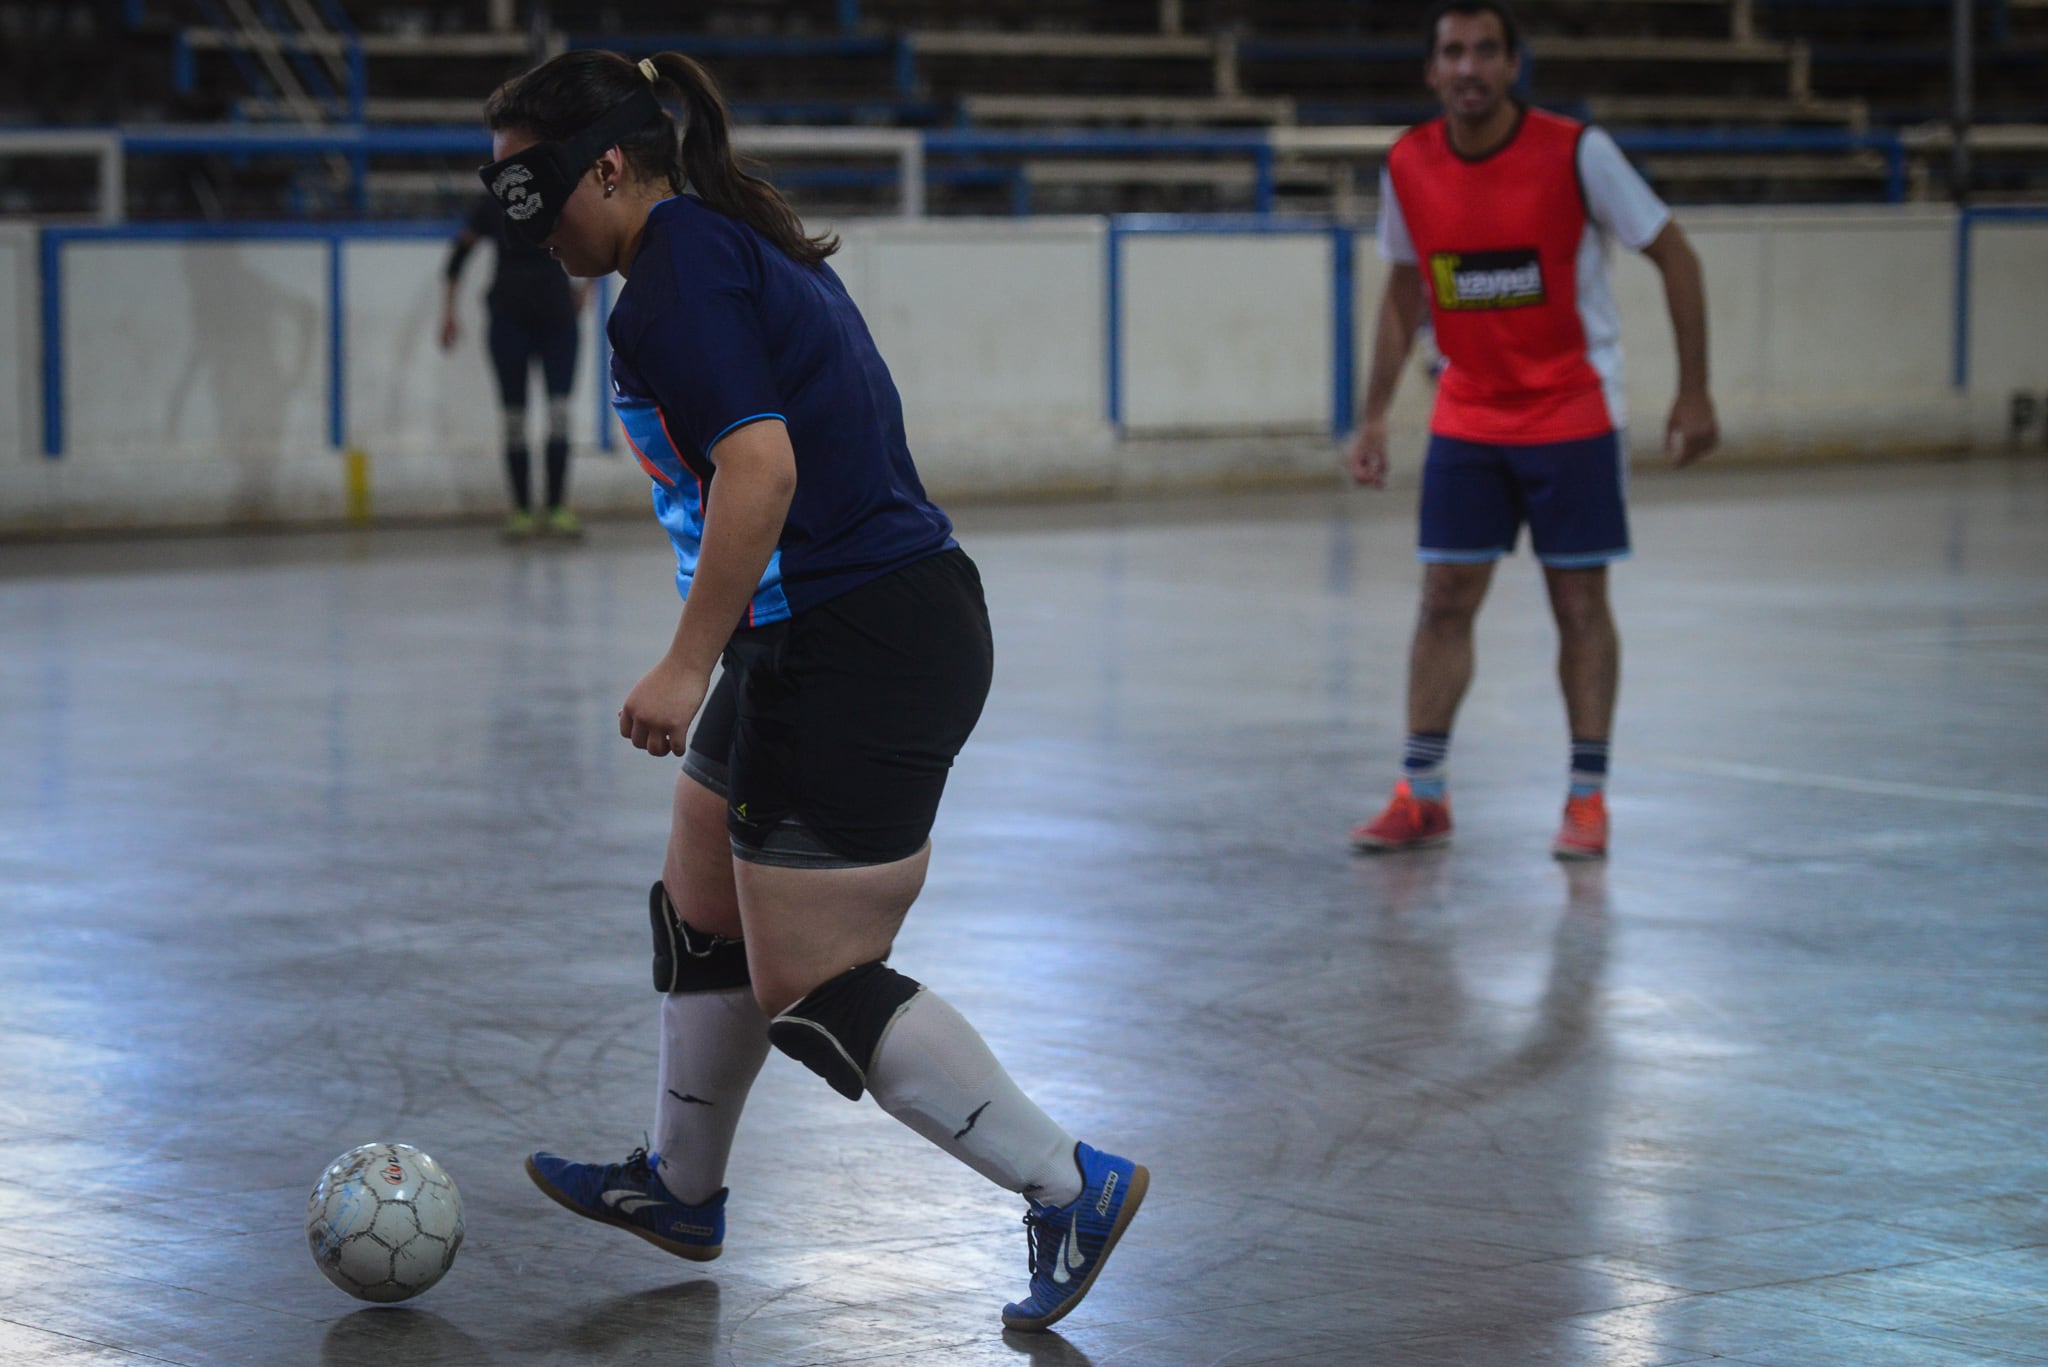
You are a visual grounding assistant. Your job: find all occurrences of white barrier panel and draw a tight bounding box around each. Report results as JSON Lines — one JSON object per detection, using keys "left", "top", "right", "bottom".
{"left": 1967, "top": 221, "right": 2048, "bottom": 446}
{"left": 1355, "top": 205, "right": 1974, "bottom": 464}
{"left": 1123, "top": 231, "right": 1330, "bottom": 433}
{"left": 58, "top": 240, "right": 330, "bottom": 528}
{"left": 1609, "top": 206, "right": 1965, "bottom": 459}
{"left": 0, "top": 226, "right": 31, "bottom": 471}
{"left": 342, "top": 240, "right": 643, "bottom": 518}
{"left": 833, "top": 218, "right": 1111, "bottom": 494}
{"left": 8, "top": 207, "right": 2047, "bottom": 534}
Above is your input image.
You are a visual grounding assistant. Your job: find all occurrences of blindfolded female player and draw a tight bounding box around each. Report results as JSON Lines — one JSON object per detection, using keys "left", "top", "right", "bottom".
{"left": 479, "top": 50, "right": 1146, "bottom": 1333}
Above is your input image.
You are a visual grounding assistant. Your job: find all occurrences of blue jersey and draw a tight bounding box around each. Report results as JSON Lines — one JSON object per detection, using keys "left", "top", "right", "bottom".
{"left": 607, "top": 196, "right": 954, "bottom": 623}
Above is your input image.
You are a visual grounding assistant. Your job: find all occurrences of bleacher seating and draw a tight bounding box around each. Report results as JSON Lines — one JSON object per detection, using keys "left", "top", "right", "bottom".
{"left": 7, "top": 0, "right": 2045, "bottom": 220}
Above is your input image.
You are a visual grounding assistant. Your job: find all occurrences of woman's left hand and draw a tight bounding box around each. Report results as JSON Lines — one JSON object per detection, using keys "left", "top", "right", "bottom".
{"left": 619, "top": 657, "right": 711, "bottom": 757}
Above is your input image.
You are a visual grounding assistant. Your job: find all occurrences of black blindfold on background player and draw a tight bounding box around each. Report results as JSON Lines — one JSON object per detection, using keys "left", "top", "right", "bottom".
{"left": 477, "top": 84, "right": 665, "bottom": 247}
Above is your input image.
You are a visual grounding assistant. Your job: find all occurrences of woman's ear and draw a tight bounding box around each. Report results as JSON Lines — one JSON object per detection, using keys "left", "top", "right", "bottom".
{"left": 592, "top": 147, "right": 626, "bottom": 197}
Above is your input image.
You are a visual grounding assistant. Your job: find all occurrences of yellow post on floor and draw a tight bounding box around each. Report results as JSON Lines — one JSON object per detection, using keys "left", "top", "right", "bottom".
{"left": 343, "top": 447, "right": 371, "bottom": 525}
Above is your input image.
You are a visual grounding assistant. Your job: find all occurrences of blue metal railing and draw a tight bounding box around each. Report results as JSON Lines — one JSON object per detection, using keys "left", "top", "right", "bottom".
{"left": 96, "top": 122, "right": 1937, "bottom": 216}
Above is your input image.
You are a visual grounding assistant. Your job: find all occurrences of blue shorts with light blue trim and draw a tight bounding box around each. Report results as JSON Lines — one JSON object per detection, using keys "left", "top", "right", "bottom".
{"left": 1417, "top": 430, "right": 1632, "bottom": 568}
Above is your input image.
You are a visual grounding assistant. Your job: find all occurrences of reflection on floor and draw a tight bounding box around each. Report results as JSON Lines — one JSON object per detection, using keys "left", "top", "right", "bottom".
{"left": 2, "top": 456, "right": 2045, "bottom": 1366}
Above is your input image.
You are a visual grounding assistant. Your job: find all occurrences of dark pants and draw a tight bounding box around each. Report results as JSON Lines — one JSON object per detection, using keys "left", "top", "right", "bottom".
{"left": 486, "top": 312, "right": 579, "bottom": 511}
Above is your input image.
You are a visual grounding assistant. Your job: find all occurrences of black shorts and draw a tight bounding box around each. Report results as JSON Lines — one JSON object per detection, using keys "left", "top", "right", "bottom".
{"left": 682, "top": 547, "right": 993, "bottom": 869}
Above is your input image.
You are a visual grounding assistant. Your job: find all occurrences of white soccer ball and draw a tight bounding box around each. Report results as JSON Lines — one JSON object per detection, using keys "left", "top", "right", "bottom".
{"left": 305, "top": 1141, "right": 464, "bottom": 1303}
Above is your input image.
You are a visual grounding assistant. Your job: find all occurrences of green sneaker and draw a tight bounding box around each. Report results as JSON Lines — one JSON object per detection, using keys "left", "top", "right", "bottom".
{"left": 503, "top": 510, "right": 536, "bottom": 541}
{"left": 544, "top": 507, "right": 584, "bottom": 539}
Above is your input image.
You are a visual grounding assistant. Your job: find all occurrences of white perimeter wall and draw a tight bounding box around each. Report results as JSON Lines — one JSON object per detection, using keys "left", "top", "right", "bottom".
{"left": 0, "top": 225, "right": 34, "bottom": 473}
{"left": 2, "top": 206, "right": 2044, "bottom": 533}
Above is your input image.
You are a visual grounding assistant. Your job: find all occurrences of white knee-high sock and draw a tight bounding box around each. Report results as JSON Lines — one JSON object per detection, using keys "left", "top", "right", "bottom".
{"left": 653, "top": 987, "right": 771, "bottom": 1205}
{"left": 866, "top": 988, "right": 1082, "bottom": 1208}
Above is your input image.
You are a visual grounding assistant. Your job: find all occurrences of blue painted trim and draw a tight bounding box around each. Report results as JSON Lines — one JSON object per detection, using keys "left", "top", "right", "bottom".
{"left": 1537, "top": 549, "right": 1633, "bottom": 568}
{"left": 1111, "top": 213, "right": 1337, "bottom": 235}
{"left": 123, "top": 126, "right": 488, "bottom": 156}
{"left": 41, "top": 219, "right": 455, "bottom": 242}
{"left": 1105, "top": 222, "right": 1123, "bottom": 431}
{"left": 1239, "top": 39, "right": 1423, "bottom": 62}
{"left": 315, "top": 0, "right": 355, "bottom": 35}
{"left": 1951, "top": 205, "right": 2048, "bottom": 391}
{"left": 1959, "top": 205, "right": 2048, "bottom": 220}
{"left": 40, "top": 229, "right": 63, "bottom": 458}
{"left": 596, "top": 275, "right": 614, "bottom": 453}
{"left": 1330, "top": 223, "right": 1357, "bottom": 438}
{"left": 704, "top": 412, "right": 786, "bottom": 453}
{"left": 729, "top": 98, "right": 946, "bottom": 123}
{"left": 927, "top": 129, "right": 1269, "bottom": 156}
{"left": 1418, "top": 547, "right": 1510, "bottom": 564}
{"left": 346, "top": 40, "right": 366, "bottom": 123}
{"left": 328, "top": 237, "right": 345, "bottom": 448}
{"left": 895, "top": 38, "right": 916, "bottom": 97}
{"left": 565, "top": 32, "right": 895, "bottom": 57}
{"left": 1611, "top": 129, "right": 1903, "bottom": 156}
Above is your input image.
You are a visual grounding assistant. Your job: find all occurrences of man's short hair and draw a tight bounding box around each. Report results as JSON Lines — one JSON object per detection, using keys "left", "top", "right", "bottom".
{"left": 1426, "top": 0, "right": 1522, "bottom": 58}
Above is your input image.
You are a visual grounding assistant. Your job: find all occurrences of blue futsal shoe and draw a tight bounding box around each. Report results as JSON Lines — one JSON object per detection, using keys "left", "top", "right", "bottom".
{"left": 1001, "top": 1142, "right": 1149, "bottom": 1332}
{"left": 524, "top": 1146, "right": 724, "bottom": 1261}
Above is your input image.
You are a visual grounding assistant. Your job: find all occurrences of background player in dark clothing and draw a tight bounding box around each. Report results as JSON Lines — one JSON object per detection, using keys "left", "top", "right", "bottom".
{"left": 441, "top": 195, "right": 590, "bottom": 539}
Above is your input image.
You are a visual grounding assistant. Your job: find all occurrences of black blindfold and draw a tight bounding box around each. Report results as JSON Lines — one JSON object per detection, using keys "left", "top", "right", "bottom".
{"left": 478, "top": 85, "right": 665, "bottom": 246}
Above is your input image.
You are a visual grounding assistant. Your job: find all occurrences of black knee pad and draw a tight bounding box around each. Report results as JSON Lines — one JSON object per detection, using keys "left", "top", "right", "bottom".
{"left": 648, "top": 881, "right": 750, "bottom": 993}
{"left": 767, "top": 962, "right": 922, "bottom": 1101}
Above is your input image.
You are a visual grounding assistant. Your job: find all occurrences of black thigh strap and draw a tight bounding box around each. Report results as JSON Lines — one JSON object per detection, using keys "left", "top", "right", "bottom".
{"left": 649, "top": 881, "right": 751, "bottom": 993}
{"left": 767, "top": 962, "right": 922, "bottom": 1101}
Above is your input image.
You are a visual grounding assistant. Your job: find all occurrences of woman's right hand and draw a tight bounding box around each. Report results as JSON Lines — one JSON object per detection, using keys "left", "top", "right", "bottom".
{"left": 619, "top": 657, "right": 712, "bottom": 759}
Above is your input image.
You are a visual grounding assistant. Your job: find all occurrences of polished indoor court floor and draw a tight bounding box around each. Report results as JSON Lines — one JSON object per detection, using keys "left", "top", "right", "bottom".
{"left": 2, "top": 455, "right": 2045, "bottom": 1366}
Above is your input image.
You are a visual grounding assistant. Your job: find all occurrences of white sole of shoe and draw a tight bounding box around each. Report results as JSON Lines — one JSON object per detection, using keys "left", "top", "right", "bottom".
{"left": 524, "top": 1155, "right": 722, "bottom": 1262}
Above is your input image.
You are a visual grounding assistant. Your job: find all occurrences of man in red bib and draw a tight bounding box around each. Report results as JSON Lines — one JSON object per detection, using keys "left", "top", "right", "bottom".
{"left": 1349, "top": 0, "right": 1718, "bottom": 860}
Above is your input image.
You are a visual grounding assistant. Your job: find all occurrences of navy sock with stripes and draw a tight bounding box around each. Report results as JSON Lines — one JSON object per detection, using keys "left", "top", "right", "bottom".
{"left": 1569, "top": 738, "right": 1610, "bottom": 798}
{"left": 1402, "top": 732, "right": 1450, "bottom": 801}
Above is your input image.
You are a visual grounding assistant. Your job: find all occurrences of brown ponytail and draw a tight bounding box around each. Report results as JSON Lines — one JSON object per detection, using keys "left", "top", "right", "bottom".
{"left": 646, "top": 51, "right": 838, "bottom": 268}
{"left": 484, "top": 48, "right": 838, "bottom": 269}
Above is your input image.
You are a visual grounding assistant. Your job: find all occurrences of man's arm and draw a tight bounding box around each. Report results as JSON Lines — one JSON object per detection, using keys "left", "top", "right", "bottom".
{"left": 439, "top": 228, "right": 482, "bottom": 351}
{"left": 1640, "top": 220, "right": 1718, "bottom": 465}
{"left": 1348, "top": 262, "right": 1429, "bottom": 488}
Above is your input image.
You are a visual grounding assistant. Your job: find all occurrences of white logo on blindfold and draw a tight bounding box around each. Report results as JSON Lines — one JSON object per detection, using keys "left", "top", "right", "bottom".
{"left": 491, "top": 164, "right": 544, "bottom": 221}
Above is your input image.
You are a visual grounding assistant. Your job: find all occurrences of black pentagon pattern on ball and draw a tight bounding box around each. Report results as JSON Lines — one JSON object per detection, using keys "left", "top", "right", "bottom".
{"left": 307, "top": 1142, "right": 464, "bottom": 1303}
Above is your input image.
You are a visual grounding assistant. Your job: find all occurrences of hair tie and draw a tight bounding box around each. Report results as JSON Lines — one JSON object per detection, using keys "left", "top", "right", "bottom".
{"left": 638, "top": 58, "right": 659, "bottom": 83}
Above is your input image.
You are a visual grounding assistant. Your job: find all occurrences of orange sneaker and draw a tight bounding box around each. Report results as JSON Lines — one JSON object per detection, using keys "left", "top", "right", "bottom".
{"left": 1552, "top": 790, "right": 1608, "bottom": 861}
{"left": 1350, "top": 780, "right": 1452, "bottom": 853}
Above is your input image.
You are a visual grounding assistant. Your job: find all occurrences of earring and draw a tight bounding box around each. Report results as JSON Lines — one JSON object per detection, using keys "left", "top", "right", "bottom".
{"left": 604, "top": 182, "right": 616, "bottom": 197}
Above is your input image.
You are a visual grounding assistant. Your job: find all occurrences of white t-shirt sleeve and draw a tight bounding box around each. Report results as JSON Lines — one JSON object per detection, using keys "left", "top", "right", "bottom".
{"left": 1578, "top": 126, "right": 1670, "bottom": 251}
{"left": 1375, "top": 166, "right": 1418, "bottom": 264}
